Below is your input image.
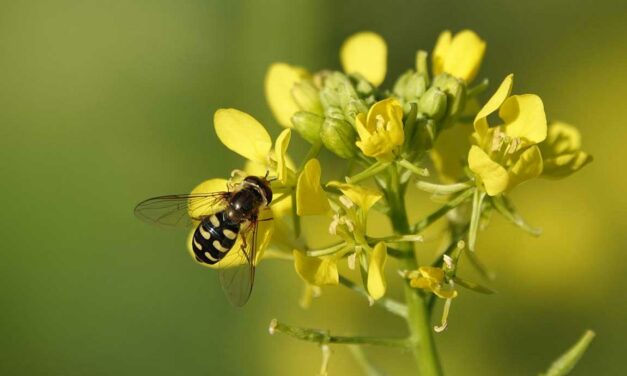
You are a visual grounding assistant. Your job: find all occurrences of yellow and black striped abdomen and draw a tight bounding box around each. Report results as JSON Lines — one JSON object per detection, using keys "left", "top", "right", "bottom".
{"left": 191, "top": 211, "right": 240, "bottom": 265}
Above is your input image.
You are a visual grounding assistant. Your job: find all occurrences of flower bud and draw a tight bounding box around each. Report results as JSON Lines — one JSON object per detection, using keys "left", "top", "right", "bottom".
{"left": 432, "top": 73, "right": 466, "bottom": 118}
{"left": 291, "top": 111, "right": 324, "bottom": 144}
{"left": 393, "top": 71, "right": 427, "bottom": 101}
{"left": 291, "top": 80, "right": 323, "bottom": 115}
{"left": 418, "top": 87, "right": 448, "bottom": 120}
{"left": 320, "top": 117, "right": 358, "bottom": 159}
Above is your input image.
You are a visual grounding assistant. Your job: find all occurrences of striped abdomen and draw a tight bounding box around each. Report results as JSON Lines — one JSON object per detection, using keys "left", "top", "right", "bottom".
{"left": 191, "top": 211, "right": 240, "bottom": 265}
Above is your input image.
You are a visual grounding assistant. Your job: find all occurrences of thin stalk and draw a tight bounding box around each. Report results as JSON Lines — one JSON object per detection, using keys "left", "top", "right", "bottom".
{"left": 386, "top": 166, "right": 443, "bottom": 376}
{"left": 298, "top": 140, "right": 323, "bottom": 172}
{"left": 347, "top": 161, "right": 391, "bottom": 184}
{"left": 269, "top": 319, "right": 410, "bottom": 348}
{"left": 413, "top": 188, "right": 474, "bottom": 233}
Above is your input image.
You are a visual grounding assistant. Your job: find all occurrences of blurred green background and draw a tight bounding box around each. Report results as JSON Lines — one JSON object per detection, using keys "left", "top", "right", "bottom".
{"left": 1, "top": 0, "right": 625, "bottom": 375}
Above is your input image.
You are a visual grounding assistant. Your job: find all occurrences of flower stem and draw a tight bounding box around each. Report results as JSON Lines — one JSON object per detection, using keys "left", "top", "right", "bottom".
{"left": 413, "top": 188, "right": 474, "bottom": 233}
{"left": 269, "top": 319, "right": 410, "bottom": 348}
{"left": 386, "top": 167, "right": 443, "bottom": 376}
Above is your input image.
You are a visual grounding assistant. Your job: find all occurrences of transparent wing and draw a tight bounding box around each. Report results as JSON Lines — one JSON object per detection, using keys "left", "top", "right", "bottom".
{"left": 134, "top": 192, "right": 229, "bottom": 228}
{"left": 218, "top": 220, "right": 258, "bottom": 307}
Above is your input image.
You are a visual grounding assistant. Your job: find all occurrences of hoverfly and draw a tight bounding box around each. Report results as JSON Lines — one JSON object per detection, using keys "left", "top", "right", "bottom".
{"left": 134, "top": 175, "right": 274, "bottom": 306}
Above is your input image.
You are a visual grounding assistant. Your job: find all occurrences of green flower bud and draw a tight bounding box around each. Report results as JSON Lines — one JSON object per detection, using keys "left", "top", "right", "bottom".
{"left": 291, "top": 111, "right": 324, "bottom": 144}
{"left": 393, "top": 71, "right": 427, "bottom": 102}
{"left": 432, "top": 73, "right": 466, "bottom": 118}
{"left": 291, "top": 80, "right": 323, "bottom": 115}
{"left": 418, "top": 87, "right": 448, "bottom": 120}
{"left": 320, "top": 117, "right": 358, "bottom": 159}
{"left": 344, "top": 99, "right": 368, "bottom": 124}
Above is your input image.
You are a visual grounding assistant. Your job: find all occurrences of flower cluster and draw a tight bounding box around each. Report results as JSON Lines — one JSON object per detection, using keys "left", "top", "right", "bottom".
{"left": 190, "top": 29, "right": 592, "bottom": 375}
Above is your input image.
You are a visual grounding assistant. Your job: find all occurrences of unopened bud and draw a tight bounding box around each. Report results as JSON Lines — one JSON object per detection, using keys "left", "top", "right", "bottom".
{"left": 418, "top": 87, "right": 447, "bottom": 120}
{"left": 432, "top": 73, "right": 466, "bottom": 118}
{"left": 291, "top": 111, "right": 324, "bottom": 144}
{"left": 291, "top": 80, "right": 323, "bottom": 115}
{"left": 320, "top": 117, "right": 357, "bottom": 159}
{"left": 393, "top": 71, "right": 427, "bottom": 101}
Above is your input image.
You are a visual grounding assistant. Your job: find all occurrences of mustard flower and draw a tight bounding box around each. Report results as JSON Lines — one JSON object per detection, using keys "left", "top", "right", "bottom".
{"left": 540, "top": 121, "right": 593, "bottom": 178}
{"left": 407, "top": 266, "right": 457, "bottom": 299}
{"left": 431, "top": 29, "right": 486, "bottom": 83}
{"left": 214, "top": 108, "right": 295, "bottom": 185}
{"left": 355, "top": 98, "right": 404, "bottom": 160}
{"left": 468, "top": 74, "right": 547, "bottom": 196}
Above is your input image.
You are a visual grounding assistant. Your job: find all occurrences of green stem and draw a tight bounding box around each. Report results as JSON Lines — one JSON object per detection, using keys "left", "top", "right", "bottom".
{"left": 386, "top": 167, "right": 443, "bottom": 376}
{"left": 298, "top": 140, "right": 323, "bottom": 172}
{"left": 347, "top": 161, "right": 391, "bottom": 184}
{"left": 269, "top": 319, "right": 410, "bottom": 348}
{"left": 413, "top": 188, "right": 474, "bottom": 233}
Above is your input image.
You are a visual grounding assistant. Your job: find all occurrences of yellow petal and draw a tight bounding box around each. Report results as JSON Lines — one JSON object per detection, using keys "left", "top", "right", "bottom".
{"left": 500, "top": 94, "right": 547, "bottom": 144}
{"left": 367, "top": 242, "right": 388, "bottom": 300}
{"left": 432, "top": 285, "right": 458, "bottom": 299}
{"left": 275, "top": 129, "right": 291, "bottom": 184}
{"left": 468, "top": 145, "right": 509, "bottom": 196}
{"left": 264, "top": 63, "right": 310, "bottom": 127}
{"left": 542, "top": 151, "right": 593, "bottom": 178}
{"left": 543, "top": 121, "right": 582, "bottom": 155}
{"left": 340, "top": 31, "right": 387, "bottom": 86}
{"left": 296, "top": 159, "right": 330, "bottom": 215}
{"left": 214, "top": 108, "right": 272, "bottom": 163}
{"left": 188, "top": 178, "right": 228, "bottom": 218}
{"left": 418, "top": 266, "right": 445, "bottom": 283}
{"left": 410, "top": 277, "right": 431, "bottom": 289}
{"left": 441, "top": 30, "right": 486, "bottom": 82}
{"left": 326, "top": 181, "right": 382, "bottom": 213}
{"left": 293, "top": 250, "right": 339, "bottom": 286}
{"left": 508, "top": 145, "right": 543, "bottom": 190}
{"left": 474, "top": 74, "right": 514, "bottom": 137}
{"left": 432, "top": 30, "right": 452, "bottom": 76}
{"left": 430, "top": 124, "right": 473, "bottom": 183}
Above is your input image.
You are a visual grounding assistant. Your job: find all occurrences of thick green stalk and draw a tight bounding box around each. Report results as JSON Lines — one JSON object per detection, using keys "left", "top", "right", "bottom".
{"left": 386, "top": 168, "right": 443, "bottom": 376}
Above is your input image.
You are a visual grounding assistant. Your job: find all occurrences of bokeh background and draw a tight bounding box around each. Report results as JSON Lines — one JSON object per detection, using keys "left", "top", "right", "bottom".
{"left": 1, "top": 0, "right": 625, "bottom": 375}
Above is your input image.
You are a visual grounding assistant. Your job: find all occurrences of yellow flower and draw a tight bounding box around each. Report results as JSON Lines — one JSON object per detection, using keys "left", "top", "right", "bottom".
{"left": 185, "top": 178, "right": 274, "bottom": 269}
{"left": 367, "top": 242, "right": 388, "bottom": 300}
{"left": 468, "top": 74, "right": 547, "bottom": 196}
{"left": 296, "top": 159, "right": 330, "bottom": 216}
{"left": 539, "top": 122, "right": 593, "bottom": 178}
{"left": 214, "top": 108, "right": 294, "bottom": 185}
{"left": 408, "top": 266, "right": 457, "bottom": 299}
{"left": 432, "top": 29, "right": 486, "bottom": 83}
{"left": 264, "top": 63, "right": 311, "bottom": 128}
{"left": 355, "top": 98, "right": 404, "bottom": 160}
{"left": 293, "top": 250, "right": 339, "bottom": 286}
{"left": 326, "top": 181, "right": 382, "bottom": 213}
{"left": 340, "top": 31, "right": 387, "bottom": 86}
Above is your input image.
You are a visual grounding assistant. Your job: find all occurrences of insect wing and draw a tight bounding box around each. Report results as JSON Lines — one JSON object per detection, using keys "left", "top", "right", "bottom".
{"left": 134, "top": 192, "right": 229, "bottom": 228}
{"left": 218, "top": 220, "right": 258, "bottom": 307}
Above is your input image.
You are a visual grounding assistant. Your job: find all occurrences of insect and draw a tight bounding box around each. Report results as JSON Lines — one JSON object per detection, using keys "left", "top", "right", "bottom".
{"left": 134, "top": 175, "right": 274, "bottom": 306}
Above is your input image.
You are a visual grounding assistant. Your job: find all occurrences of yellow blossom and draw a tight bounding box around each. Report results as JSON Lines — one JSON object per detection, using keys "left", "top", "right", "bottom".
{"left": 296, "top": 159, "right": 330, "bottom": 216}
{"left": 326, "top": 181, "right": 382, "bottom": 213}
{"left": 432, "top": 29, "right": 486, "bottom": 83}
{"left": 355, "top": 98, "right": 404, "bottom": 160}
{"left": 340, "top": 31, "right": 387, "bottom": 86}
{"left": 214, "top": 108, "right": 295, "bottom": 184}
{"left": 540, "top": 122, "right": 593, "bottom": 178}
{"left": 293, "top": 250, "right": 339, "bottom": 286}
{"left": 468, "top": 74, "right": 547, "bottom": 196}
{"left": 367, "top": 242, "right": 388, "bottom": 300}
{"left": 264, "top": 63, "right": 310, "bottom": 128}
{"left": 408, "top": 266, "right": 457, "bottom": 299}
